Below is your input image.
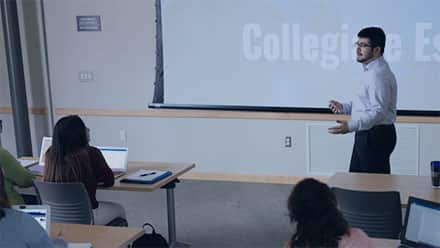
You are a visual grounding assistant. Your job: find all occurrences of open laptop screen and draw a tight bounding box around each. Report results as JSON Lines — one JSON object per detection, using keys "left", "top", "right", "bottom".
{"left": 38, "top": 136, "right": 52, "bottom": 166}
{"left": 402, "top": 197, "right": 440, "bottom": 247}
{"left": 97, "top": 146, "right": 128, "bottom": 172}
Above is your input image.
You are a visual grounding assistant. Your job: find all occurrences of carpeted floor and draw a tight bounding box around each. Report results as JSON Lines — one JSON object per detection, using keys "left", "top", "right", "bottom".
{"left": 96, "top": 179, "right": 294, "bottom": 248}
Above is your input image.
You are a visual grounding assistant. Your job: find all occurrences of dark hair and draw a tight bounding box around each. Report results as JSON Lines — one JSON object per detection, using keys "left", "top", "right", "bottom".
{"left": 0, "top": 168, "right": 10, "bottom": 220}
{"left": 44, "top": 115, "right": 92, "bottom": 182}
{"left": 358, "top": 27, "right": 386, "bottom": 55}
{"left": 287, "top": 178, "right": 349, "bottom": 248}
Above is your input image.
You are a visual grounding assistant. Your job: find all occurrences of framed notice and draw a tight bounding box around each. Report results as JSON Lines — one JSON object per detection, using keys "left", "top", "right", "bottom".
{"left": 76, "top": 15, "right": 101, "bottom": 32}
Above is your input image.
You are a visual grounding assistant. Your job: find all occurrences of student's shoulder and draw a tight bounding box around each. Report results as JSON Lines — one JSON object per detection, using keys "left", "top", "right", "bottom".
{"left": 2, "top": 208, "right": 54, "bottom": 247}
{"left": 0, "top": 147, "right": 17, "bottom": 164}
{"left": 86, "top": 146, "right": 107, "bottom": 164}
{"left": 348, "top": 227, "right": 368, "bottom": 237}
{"left": 86, "top": 146, "right": 102, "bottom": 155}
{"left": 340, "top": 228, "right": 374, "bottom": 248}
{"left": 0, "top": 147, "right": 8, "bottom": 155}
{"left": 3, "top": 208, "right": 35, "bottom": 224}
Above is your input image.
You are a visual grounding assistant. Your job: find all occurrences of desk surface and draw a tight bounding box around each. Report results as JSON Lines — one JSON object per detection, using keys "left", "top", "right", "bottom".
{"left": 27, "top": 160, "right": 196, "bottom": 192}
{"left": 328, "top": 172, "right": 440, "bottom": 204}
{"left": 50, "top": 223, "right": 144, "bottom": 248}
{"left": 107, "top": 161, "right": 195, "bottom": 192}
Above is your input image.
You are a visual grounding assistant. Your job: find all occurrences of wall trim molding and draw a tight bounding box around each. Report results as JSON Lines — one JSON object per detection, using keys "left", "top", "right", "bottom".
{"left": 1, "top": 107, "right": 438, "bottom": 123}
{"left": 55, "top": 108, "right": 440, "bottom": 123}
{"left": 56, "top": 107, "right": 342, "bottom": 120}
{"left": 0, "top": 107, "right": 47, "bottom": 115}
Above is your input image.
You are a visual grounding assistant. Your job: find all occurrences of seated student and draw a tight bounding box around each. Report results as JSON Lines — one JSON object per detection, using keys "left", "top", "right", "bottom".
{"left": 285, "top": 178, "right": 374, "bottom": 248}
{"left": 43, "top": 115, "right": 126, "bottom": 226}
{"left": 0, "top": 168, "right": 54, "bottom": 247}
{"left": 0, "top": 147, "right": 37, "bottom": 204}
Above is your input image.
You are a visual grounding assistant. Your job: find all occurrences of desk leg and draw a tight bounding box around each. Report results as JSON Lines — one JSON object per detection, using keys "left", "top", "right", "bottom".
{"left": 164, "top": 180, "right": 190, "bottom": 248}
{"left": 166, "top": 186, "right": 177, "bottom": 245}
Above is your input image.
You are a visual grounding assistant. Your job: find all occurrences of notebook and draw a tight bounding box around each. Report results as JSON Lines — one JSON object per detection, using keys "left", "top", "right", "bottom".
{"left": 98, "top": 146, "right": 128, "bottom": 178}
{"left": 28, "top": 136, "right": 52, "bottom": 175}
{"left": 400, "top": 196, "right": 440, "bottom": 248}
{"left": 13, "top": 205, "right": 51, "bottom": 233}
{"left": 120, "top": 169, "right": 172, "bottom": 184}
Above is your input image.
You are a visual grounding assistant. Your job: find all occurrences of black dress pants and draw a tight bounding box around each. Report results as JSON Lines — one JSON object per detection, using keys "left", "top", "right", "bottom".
{"left": 349, "top": 124, "right": 396, "bottom": 174}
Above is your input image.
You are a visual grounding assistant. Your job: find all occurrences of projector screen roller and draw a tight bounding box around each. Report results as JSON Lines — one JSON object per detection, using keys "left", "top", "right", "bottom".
{"left": 159, "top": 0, "right": 440, "bottom": 112}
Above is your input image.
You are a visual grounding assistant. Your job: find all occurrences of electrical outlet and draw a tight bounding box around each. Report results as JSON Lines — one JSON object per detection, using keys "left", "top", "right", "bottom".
{"left": 79, "top": 71, "right": 94, "bottom": 82}
{"left": 285, "top": 136, "right": 292, "bottom": 148}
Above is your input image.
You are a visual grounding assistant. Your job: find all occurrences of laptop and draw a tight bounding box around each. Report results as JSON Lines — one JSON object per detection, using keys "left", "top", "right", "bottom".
{"left": 13, "top": 205, "right": 51, "bottom": 233}
{"left": 400, "top": 196, "right": 440, "bottom": 248}
{"left": 28, "top": 136, "right": 52, "bottom": 175}
{"left": 18, "top": 136, "right": 52, "bottom": 169}
{"left": 97, "top": 146, "right": 128, "bottom": 178}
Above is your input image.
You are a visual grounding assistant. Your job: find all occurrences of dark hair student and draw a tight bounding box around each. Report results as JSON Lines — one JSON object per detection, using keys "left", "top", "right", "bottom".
{"left": 43, "top": 115, "right": 126, "bottom": 226}
{"left": 285, "top": 178, "right": 374, "bottom": 248}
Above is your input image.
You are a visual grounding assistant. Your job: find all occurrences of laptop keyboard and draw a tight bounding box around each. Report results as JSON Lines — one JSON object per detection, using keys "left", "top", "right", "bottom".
{"left": 29, "top": 165, "right": 45, "bottom": 176}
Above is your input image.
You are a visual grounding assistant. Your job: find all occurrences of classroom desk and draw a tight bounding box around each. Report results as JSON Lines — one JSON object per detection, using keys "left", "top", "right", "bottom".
{"left": 26, "top": 159, "right": 195, "bottom": 248}
{"left": 371, "top": 238, "right": 399, "bottom": 247}
{"left": 328, "top": 172, "right": 440, "bottom": 206}
{"left": 50, "top": 223, "right": 144, "bottom": 248}
{"left": 106, "top": 161, "right": 195, "bottom": 248}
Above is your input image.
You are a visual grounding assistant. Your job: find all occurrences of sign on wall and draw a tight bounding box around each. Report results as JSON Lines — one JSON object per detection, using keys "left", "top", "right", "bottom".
{"left": 76, "top": 15, "right": 101, "bottom": 32}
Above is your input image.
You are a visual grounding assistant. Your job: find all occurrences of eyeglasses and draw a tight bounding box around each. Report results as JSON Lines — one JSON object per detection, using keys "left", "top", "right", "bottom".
{"left": 354, "top": 42, "right": 372, "bottom": 48}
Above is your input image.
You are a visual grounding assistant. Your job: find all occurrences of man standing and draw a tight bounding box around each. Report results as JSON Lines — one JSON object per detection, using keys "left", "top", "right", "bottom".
{"left": 328, "top": 27, "right": 397, "bottom": 174}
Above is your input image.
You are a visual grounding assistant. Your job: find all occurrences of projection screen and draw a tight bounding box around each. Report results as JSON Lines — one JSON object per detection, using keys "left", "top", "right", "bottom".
{"left": 158, "top": 0, "right": 440, "bottom": 112}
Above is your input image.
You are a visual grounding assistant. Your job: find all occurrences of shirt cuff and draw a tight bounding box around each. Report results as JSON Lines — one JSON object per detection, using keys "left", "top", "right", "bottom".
{"left": 342, "top": 103, "right": 351, "bottom": 115}
{"left": 348, "top": 120, "right": 358, "bottom": 132}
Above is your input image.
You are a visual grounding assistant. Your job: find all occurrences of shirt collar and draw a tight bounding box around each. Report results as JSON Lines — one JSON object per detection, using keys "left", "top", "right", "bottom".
{"left": 363, "top": 56, "right": 384, "bottom": 72}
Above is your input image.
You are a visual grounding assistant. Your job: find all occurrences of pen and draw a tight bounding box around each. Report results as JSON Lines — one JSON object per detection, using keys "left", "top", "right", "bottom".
{"left": 140, "top": 172, "right": 156, "bottom": 177}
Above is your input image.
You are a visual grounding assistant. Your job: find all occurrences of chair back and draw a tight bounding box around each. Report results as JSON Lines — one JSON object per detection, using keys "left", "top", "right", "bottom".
{"left": 332, "top": 187, "right": 402, "bottom": 239}
{"left": 34, "top": 181, "right": 94, "bottom": 224}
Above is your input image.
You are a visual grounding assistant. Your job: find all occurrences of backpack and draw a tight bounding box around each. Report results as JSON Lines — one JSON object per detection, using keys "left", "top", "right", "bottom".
{"left": 132, "top": 223, "right": 169, "bottom": 248}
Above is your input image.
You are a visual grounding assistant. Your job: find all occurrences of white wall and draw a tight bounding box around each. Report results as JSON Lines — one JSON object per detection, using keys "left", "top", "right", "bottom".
{"left": 43, "top": 0, "right": 154, "bottom": 109}
{"left": 2, "top": 0, "right": 438, "bottom": 178}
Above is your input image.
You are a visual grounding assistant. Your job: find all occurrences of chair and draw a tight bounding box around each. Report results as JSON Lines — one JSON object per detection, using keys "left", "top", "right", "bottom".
{"left": 33, "top": 181, "right": 94, "bottom": 225}
{"left": 331, "top": 187, "right": 402, "bottom": 239}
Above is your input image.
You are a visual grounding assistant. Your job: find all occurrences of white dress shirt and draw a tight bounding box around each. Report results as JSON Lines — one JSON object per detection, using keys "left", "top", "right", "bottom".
{"left": 342, "top": 56, "right": 397, "bottom": 132}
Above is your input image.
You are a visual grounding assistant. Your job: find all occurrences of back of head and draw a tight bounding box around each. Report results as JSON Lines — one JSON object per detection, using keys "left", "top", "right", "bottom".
{"left": 358, "top": 27, "right": 386, "bottom": 55}
{"left": 287, "top": 178, "right": 348, "bottom": 248}
{"left": 44, "top": 115, "right": 91, "bottom": 182}
{"left": 0, "top": 168, "right": 10, "bottom": 219}
{"left": 51, "top": 115, "right": 88, "bottom": 155}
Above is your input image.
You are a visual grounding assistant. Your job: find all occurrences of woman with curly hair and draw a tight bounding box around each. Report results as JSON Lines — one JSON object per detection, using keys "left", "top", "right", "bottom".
{"left": 286, "top": 178, "right": 374, "bottom": 248}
